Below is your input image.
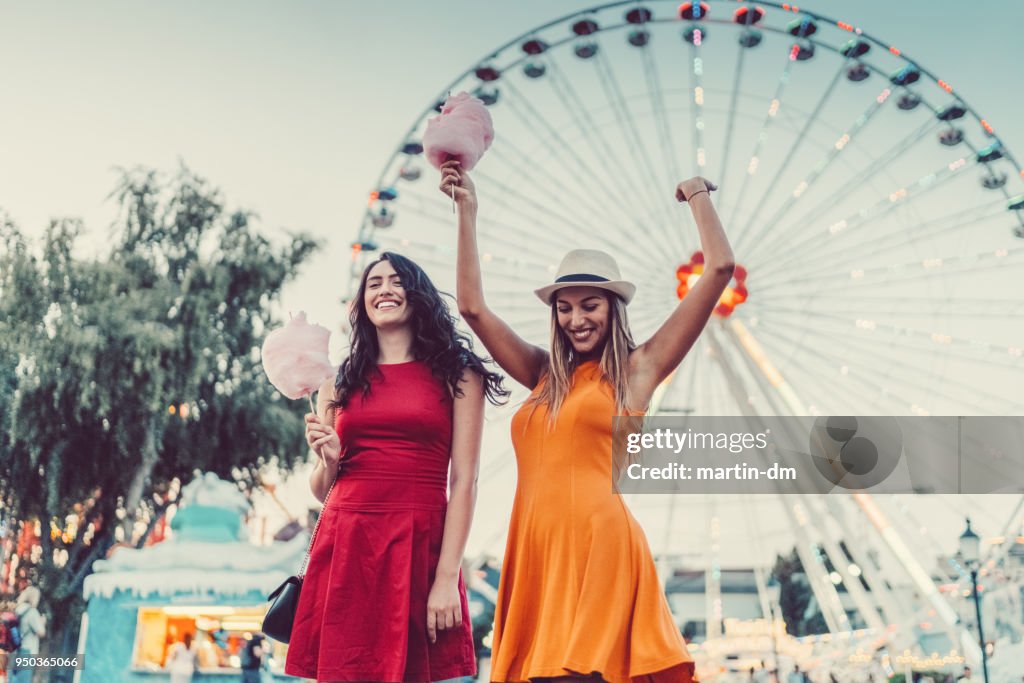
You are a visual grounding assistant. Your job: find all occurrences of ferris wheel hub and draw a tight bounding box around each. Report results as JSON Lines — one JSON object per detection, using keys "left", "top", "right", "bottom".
{"left": 676, "top": 252, "right": 749, "bottom": 317}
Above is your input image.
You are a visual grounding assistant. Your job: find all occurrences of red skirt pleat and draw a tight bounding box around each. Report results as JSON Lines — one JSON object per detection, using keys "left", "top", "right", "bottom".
{"left": 284, "top": 497, "right": 476, "bottom": 682}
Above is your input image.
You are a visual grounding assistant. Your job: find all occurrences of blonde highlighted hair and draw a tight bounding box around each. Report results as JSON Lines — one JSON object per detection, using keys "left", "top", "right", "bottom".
{"left": 528, "top": 294, "right": 636, "bottom": 425}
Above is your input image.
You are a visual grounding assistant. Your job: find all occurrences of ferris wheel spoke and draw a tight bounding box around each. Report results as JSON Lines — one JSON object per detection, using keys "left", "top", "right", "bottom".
{"left": 592, "top": 40, "right": 682, "bottom": 216}
{"left": 636, "top": 36, "right": 697, "bottom": 255}
{"left": 534, "top": 58, "right": 673, "bottom": 242}
{"left": 486, "top": 143, "right": 638, "bottom": 242}
{"left": 471, "top": 169, "right": 658, "bottom": 265}
{"left": 685, "top": 40, "right": 706, "bottom": 176}
{"left": 394, "top": 190, "right": 596, "bottom": 265}
{"left": 638, "top": 38, "right": 683, "bottom": 187}
{"left": 734, "top": 63, "right": 848, "bottom": 255}
{"left": 492, "top": 127, "right": 658, "bottom": 257}
{"left": 716, "top": 30, "right": 753, "bottom": 210}
{"left": 753, "top": 323, "right": 988, "bottom": 415}
{"left": 405, "top": 177, "right": 654, "bottom": 270}
{"left": 752, "top": 197, "right": 1007, "bottom": 285}
{"left": 743, "top": 86, "right": 900, "bottom": 265}
{"left": 625, "top": 304, "right": 686, "bottom": 342}
{"left": 725, "top": 53, "right": 797, "bottom": 230}
{"left": 758, "top": 158, "right": 983, "bottom": 276}
{"left": 498, "top": 89, "right": 661, "bottom": 257}
{"left": 477, "top": 251, "right": 670, "bottom": 295}
{"left": 752, "top": 295, "right": 1024, "bottom": 319}
{"left": 752, "top": 300, "right": 1024, "bottom": 350}
{"left": 752, "top": 312, "right": 1023, "bottom": 410}
{"left": 654, "top": 346, "right": 703, "bottom": 415}
{"left": 501, "top": 77, "right": 671, "bottom": 262}
{"left": 540, "top": 53, "right": 659, "bottom": 204}
{"left": 372, "top": 248, "right": 532, "bottom": 290}
{"left": 751, "top": 310, "right": 1024, "bottom": 375}
{"left": 743, "top": 346, "right": 841, "bottom": 416}
{"left": 655, "top": 344, "right": 692, "bottom": 414}
{"left": 487, "top": 136, "right": 615, "bottom": 216}
{"left": 755, "top": 244, "right": 1024, "bottom": 296}
{"left": 590, "top": 44, "right": 690, "bottom": 254}
{"left": 751, "top": 200, "right": 1009, "bottom": 289}
{"left": 377, "top": 230, "right": 566, "bottom": 287}
{"left": 684, "top": 347, "right": 703, "bottom": 416}
{"left": 752, "top": 117, "right": 941, "bottom": 265}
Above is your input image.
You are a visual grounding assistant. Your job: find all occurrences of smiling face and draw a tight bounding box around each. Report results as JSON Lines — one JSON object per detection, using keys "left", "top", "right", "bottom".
{"left": 363, "top": 259, "right": 412, "bottom": 329}
{"left": 554, "top": 286, "right": 611, "bottom": 358}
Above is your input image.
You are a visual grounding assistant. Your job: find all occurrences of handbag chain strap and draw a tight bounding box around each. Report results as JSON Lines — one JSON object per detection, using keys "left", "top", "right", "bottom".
{"left": 297, "top": 468, "right": 339, "bottom": 579}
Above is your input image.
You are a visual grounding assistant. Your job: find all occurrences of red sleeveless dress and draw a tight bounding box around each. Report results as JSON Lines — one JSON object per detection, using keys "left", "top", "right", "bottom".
{"left": 284, "top": 361, "right": 476, "bottom": 682}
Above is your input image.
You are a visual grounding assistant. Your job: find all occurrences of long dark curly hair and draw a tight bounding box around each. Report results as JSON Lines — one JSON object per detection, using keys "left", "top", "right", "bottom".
{"left": 330, "top": 251, "right": 509, "bottom": 408}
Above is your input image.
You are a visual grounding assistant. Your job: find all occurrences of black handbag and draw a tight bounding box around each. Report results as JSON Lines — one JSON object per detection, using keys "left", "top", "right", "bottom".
{"left": 263, "top": 473, "right": 339, "bottom": 644}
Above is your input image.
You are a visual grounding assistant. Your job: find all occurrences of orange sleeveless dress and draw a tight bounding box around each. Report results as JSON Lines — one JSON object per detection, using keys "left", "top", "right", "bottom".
{"left": 490, "top": 360, "right": 697, "bottom": 683}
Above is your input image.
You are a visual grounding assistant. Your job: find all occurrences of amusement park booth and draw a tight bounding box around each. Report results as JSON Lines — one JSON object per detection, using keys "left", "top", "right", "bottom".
{"left": 78, "top": 473, "right": 306, "bottom": 682}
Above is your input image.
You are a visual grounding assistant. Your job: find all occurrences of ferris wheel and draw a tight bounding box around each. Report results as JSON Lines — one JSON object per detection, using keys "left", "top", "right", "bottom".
{"left": 349, "top": 0, "right": 1024, "bottom": 668}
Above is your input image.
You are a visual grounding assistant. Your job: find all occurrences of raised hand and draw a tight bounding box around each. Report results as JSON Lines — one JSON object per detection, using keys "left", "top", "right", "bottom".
{"left": 675, "top": 177, "right": 718, "bottom": 202}
{"left": 439, "top": 159, "right": 478, "bottom": 208}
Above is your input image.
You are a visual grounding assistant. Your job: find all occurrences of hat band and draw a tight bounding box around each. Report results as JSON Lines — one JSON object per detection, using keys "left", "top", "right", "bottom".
{"left": 554, "top": 273, "right": 610, "bottom": 283}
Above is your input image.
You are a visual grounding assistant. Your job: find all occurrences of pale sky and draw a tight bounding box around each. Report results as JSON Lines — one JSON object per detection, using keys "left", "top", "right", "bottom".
{"left": 3, "top": 0, "right": 1022, "bottom": 330}
{"left": 3, "top": 1, "right": 1022, "bottom": 567}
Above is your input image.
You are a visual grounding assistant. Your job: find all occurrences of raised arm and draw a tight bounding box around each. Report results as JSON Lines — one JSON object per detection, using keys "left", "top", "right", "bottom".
{"left": 629, "top": 178, "right": 734, "bottom": 407}
{"left": 440, "top": 160, "right": 547, "bottom": 389}
{"left": 426, "top": 369, "right": 484, "bottom": 643}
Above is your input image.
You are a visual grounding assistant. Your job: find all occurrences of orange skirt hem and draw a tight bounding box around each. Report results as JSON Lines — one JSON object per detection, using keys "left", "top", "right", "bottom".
{"left": 491, "top": 653, "right": 697, "bottom": 683}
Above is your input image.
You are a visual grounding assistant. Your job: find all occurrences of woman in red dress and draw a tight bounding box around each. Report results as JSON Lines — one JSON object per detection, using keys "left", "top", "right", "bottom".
{"left": 285, "top": 252, "right": 509, "bottom": 683}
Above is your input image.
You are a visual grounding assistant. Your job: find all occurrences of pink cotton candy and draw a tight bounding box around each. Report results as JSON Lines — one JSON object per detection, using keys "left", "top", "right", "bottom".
{"left": 423, "top": 91, "right": 495, "bottom": 171}
{"left": 260, "top": 312, "right": 337, "bottom": 400}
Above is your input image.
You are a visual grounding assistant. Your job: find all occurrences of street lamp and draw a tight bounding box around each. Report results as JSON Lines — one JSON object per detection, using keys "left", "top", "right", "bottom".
{"left": 959, "top": 518, "right": 989, "bottom": 683}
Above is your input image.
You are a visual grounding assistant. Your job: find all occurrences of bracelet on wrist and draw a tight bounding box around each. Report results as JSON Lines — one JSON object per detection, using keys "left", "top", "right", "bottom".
{"left": 686, "top": 189, "right": 709, "bottom": 202}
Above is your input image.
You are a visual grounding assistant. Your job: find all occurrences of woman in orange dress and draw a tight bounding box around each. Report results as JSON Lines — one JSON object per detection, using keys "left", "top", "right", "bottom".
{"left": 440, "top": 161, "right": 734, "bottom": 683}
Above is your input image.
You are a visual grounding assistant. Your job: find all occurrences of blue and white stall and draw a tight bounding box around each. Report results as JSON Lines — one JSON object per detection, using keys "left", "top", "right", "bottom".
{"left": 79, "top": 473, "right": 306, "bottom": 682}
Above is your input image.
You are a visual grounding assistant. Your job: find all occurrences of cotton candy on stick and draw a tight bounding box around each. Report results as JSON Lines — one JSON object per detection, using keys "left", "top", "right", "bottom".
{"left": 261, "top": 311, "right": 337, "bottom": 432}
{"left": 423, "top": 91, "right": 495, "bottom": 211}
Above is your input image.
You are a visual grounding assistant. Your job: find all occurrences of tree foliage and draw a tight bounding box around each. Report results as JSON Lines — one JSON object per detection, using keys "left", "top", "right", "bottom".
{"left": 0, "top": 166, "right": 320, "bottom": 661}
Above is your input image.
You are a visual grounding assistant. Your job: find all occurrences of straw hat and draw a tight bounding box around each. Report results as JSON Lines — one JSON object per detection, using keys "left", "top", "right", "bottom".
{"left": 534, "top": 249, "right": 636, "bottom": 305}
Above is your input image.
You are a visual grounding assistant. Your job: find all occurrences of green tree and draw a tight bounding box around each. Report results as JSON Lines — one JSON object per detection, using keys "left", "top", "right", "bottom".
{"left": 0, "top": 167, "right": 320, "bottom": 673}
